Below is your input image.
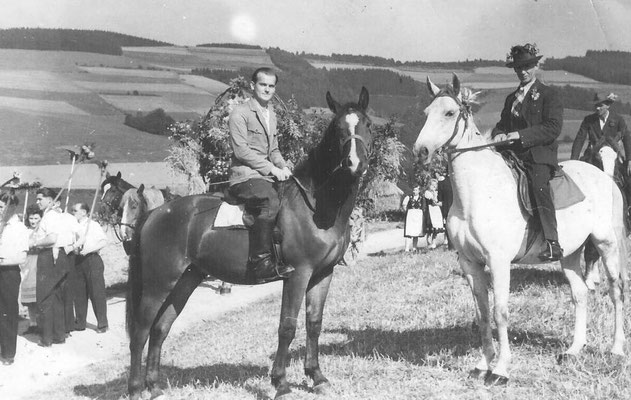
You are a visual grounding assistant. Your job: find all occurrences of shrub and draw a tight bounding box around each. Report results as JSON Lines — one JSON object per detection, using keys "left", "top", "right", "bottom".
{"left": 124, "top": 108, "right": 175, "bottom": 136}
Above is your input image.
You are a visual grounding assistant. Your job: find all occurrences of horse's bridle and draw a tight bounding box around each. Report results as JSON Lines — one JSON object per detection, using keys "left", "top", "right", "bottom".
{"left": 291, "top": 130, "right": 372, "bottom": 212}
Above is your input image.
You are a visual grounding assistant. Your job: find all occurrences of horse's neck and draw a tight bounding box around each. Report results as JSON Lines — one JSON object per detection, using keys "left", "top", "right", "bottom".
{"left": 292, "top": 161, "right": 359, "bottom": 229}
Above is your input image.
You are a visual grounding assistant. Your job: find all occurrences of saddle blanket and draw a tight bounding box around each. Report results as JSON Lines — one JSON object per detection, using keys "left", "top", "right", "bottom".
{"left": 502, "top": 151, "right": 586, "bottom": 216}
{"left": 214, "top": 202, "right": 247, "bottom": 228}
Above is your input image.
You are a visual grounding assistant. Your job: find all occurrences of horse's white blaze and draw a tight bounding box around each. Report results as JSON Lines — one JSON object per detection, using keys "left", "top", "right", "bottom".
{"left": 101, "top": 183, "right": 111, "bottom": 200}
{"left": 345, "top": 113, "right": 361, "bottom": 173}
{"left": 598, "top": 145, "right": 617, "bottom": 177}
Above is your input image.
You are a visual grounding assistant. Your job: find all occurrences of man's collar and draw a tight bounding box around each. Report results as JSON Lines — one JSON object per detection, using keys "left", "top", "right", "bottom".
{"left": 519, "top": 78, "right": 537, "bottom": 92}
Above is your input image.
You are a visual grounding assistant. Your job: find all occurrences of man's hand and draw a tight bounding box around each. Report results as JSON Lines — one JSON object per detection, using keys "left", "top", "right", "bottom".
{"left": 271, "top": 166, "right": 292, "bottom": 181}
{"left": 492, "top": 131, "right": 520, "bottom": 144}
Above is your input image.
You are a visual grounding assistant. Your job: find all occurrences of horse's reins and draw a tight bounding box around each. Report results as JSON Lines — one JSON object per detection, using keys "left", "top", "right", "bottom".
{"left": 291, "top": 133, "right": 371, "bottom": 212}
{"left": 434, "top": 90, "right": 516, "bottom": 155}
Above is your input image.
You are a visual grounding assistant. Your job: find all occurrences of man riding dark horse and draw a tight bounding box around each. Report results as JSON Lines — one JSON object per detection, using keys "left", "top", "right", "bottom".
{"left": 227, "top": 67, "right": 295, "bottom": 283}
{"left": 571, "top": 93, "right": 631, "bottom": 223}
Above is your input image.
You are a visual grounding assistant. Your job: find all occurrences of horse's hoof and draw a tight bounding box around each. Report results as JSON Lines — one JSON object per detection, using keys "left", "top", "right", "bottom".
{"left": 274, "top": 386, "right": 292, "bottom": 399}
{"left": 468, "top": 368, "right": 490, "bottom": 380}
{"left": 150, "top": 389, "right": 166, "bottom": 400}
{"left": 219, "top": 287, "right": 231, "bottom": 295}
{"left": 484, "top": 373, "right": 508, "bottom": 387}
{"left": 313, "top": 381, "right": 333, "bottom": 396}
{"left": 557, "top": 353, "right": 576, "bottom": 365}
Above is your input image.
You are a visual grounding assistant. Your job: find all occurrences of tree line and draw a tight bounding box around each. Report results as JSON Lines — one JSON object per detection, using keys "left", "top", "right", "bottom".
{"left": 0, "top": 28, "right": 171, "bottom": 55}
{"left": 300, "top": 51, "right": 504, "bottom": 69}
{"left": 193, "top": 48, "right": 429, "bottom": 110}
{"left": 196, "top": 43, "right": 262, "bottom": 49}
{"left": 544, "top": 50, "right": 631, "bottom": 86}
{"left": 552, "top": 84, "right": 631, "bottom": 115}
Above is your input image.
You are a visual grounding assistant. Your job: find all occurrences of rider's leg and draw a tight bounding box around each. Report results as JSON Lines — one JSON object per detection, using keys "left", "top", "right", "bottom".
{"left": 229, "top": 179, "right": 295, "bottom": 282}
{"left": 527, "top": 163, "right": 563, "bottom": 261}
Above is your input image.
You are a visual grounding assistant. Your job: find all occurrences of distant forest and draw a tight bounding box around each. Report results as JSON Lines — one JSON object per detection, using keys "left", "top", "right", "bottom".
{"left": 301, "top": 51, "right": 504, "bottom": 70}
{"left": 0, "top": 28, "right": 171, "bottom": 55}
{"left": 196, "top": 43, "right": 262, "bottom": 49}
{"left": 553, "top": 84, "right": 631, "bottom": 115}
{"left": 193, "top": 48, "right": 429, "bottom": 110}
{"left": 544, "top": 50, "right": 631, "bottom": 85}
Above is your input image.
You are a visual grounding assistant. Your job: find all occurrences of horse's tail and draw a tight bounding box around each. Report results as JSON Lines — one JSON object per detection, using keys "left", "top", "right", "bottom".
{"left": 125, "top": 228, "right": 143, "bottom": 338}
{"left": 615, "top": 193, "right": 629, "bottom": 301}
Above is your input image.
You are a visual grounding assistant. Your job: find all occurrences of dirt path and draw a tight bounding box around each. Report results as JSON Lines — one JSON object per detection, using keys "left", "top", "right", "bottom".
{"left": 0, "top": 229, "right": 407, "bottom": 399}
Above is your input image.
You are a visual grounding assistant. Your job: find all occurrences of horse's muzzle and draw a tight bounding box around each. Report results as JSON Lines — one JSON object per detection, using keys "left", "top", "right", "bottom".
{"left": 415, "top": 145, "right": 430, "bottom": 164}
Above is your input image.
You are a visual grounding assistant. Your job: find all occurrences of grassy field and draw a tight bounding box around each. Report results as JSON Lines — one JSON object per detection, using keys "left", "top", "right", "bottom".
{"left": 25, "top": 245, "right": 631, "bottom": 400}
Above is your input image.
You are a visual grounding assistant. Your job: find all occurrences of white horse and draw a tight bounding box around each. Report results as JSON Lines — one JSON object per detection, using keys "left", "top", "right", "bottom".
{"left": 413, "top": 74, "right": 627, "bottom": 386}
{"left": 584, "top": 145, "right": 620, "bottom": 289}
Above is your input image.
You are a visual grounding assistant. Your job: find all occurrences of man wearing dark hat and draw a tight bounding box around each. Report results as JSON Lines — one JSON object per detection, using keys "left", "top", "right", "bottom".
{"left": 570, "top": 93, "right": 630, "bottom": 172}
{"left": 492, "top": 43, "right": 564, "bottom": 261}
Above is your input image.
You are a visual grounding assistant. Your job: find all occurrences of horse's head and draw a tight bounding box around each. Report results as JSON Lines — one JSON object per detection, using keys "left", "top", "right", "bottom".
{"left": 322, "top": 87, "right": 372, "bottom": 177}
{"left": 413, "top": 74, "right": 479, "bottom": 164}
{"left": 119, "top": 185, "right": 148, "bottom": 242}
{"left": 100, "top": 171, "right": 137, "bottom": 220}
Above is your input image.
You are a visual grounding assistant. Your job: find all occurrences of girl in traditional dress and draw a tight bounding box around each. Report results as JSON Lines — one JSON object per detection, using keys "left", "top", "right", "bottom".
{"left": 20, "top": 205, "right": 43, "bottom": 335}
{"left": 402, "top": 186, "right": 424, "bottom": 251}
{"left": 424, "top": 179, "right": 444, "bottom": 249}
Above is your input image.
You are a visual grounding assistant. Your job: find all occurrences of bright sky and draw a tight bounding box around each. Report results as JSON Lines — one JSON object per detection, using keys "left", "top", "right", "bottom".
{"left": 2, "top": 0, "right": 630, "bottom": 62}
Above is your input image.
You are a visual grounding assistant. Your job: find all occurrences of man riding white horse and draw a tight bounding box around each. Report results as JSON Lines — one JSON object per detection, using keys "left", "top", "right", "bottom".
{"left": 491, "top": 43, "right": 564, "bottom": 262}
{"left": 571, "top": 92, "right": 631, "bottom": 221}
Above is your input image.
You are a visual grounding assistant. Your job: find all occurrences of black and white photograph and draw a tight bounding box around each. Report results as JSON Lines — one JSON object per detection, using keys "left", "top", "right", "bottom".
{"left": 1, "top": 1, "right": 631, "bottom": 399}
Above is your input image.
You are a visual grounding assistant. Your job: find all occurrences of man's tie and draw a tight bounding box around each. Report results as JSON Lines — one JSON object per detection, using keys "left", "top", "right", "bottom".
{"left": 511, "top": 86, "right": 526, "bottom": 117}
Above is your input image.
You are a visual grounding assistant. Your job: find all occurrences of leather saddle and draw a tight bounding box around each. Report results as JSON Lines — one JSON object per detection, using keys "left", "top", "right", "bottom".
{"left": 500, "top": 151, "right": 586, "bottom": 218}
{"left": 208, "top": 191, "right": 284, "bottom": 262}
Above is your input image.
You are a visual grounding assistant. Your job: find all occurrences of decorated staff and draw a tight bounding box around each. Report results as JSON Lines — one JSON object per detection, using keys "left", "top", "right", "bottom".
{"left": 0, "top": 171, "right": 42, "bottom": 221}
{"left": 58, "top": 143, "right": 96, "bottom": 210}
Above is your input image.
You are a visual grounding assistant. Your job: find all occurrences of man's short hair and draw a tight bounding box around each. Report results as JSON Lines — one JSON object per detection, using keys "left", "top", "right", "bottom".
{"left": 75, "top": 202, "right": 90, "bottom": 213}
{"left": 251, "top": 67, "right": 278, "bottom": 84}
{"left": 36, "top": 187, "right": 57, "bottom": 200}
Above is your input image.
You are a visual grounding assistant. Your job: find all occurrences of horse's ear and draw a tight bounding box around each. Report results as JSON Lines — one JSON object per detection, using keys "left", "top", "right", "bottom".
{"left": 326, "top": 91, "right": 340, "bottom": 114}
{"left": 427, "top": 77, "right": 440, "bottom": 97}
{"left": 358, "top": 87, "right": 369, "bottom": 111}
{"left": 452, "top": 73, "right": 461, "bottom": 97}
{"left": 137, "top": 184, "right": 145, "bottom": 195}
{"left": 116, "top": 171, "right": 122, "bottom": 179}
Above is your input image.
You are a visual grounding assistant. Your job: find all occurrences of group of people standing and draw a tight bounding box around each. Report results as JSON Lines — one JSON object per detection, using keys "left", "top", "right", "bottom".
{"left": 402, "top": 175, "right": 452, "bottom": 252}
{"left": 0, "top": 187, "right": 109, "bottom": 365}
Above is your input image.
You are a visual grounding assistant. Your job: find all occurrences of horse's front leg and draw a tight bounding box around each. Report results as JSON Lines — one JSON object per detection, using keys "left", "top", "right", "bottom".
{"left": 460, "top": 257, "right": 494, "bottom": 381}
{"left": 485, "top": 255, "right": 512, "bottom": 386}
{"left": 271, "top": 268, "right": 311, "bottom": 399}
{"left": 304, "top": 268, "right": 334, "bottom": 395}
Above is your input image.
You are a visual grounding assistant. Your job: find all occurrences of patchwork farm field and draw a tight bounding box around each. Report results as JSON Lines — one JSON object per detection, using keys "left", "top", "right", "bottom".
{"left": 1, "top": 47, "right": 629, "bottom": 169}
{"left": 0, "top": 48, "right": 234, "bottom": 166}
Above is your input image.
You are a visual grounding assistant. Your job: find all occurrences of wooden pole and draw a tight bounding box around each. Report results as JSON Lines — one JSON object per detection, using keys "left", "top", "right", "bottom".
{"left": 64, "top": 156, "right": 76, "bottom": 212}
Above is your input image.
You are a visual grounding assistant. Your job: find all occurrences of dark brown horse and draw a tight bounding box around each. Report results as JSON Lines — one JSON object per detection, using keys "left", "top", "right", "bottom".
{"left": 126, "top": 87, "right": 373, "bottom": 400}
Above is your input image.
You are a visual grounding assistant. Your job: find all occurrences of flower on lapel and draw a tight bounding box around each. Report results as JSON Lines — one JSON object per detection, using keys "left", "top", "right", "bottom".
{"left": 531, "top": 87, "right": 540, "bottom": 101}
{"left": 609, "top": 121, "right": 616, "bottom": 127}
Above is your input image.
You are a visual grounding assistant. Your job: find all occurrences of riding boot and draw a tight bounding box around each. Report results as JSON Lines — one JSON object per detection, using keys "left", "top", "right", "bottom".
{"left": 538, "top": 239, "right": 563, "bottom": 262}
{"left": 247, "top": 219, "right": 295, "bottom": 283}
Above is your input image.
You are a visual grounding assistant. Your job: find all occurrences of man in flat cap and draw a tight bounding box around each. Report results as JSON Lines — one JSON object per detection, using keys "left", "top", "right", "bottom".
{"left": 492, "top": 43, "right": 564, "bottom": 261}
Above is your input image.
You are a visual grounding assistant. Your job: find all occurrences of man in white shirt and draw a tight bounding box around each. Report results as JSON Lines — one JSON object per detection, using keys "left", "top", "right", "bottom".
{"left": 0, "top": 192, "right": 30, "bottom": 364}
{"left": 71, "top": 202, "right": 109, "bottom": 333}
{"left": 33, "top": 188, "right": 71, "bottom": 346}
{"left": 52, "top": 198, "right": 81, "bottom": 333}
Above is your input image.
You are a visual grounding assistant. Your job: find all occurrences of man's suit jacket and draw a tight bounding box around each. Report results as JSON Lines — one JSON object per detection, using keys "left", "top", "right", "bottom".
{"left": 570, "top": 110, "right": 631, "bottom": 163}
{"left": 492, "top": 80, "right": 564, "bottom": 166}
{"left": 228, "top": 99, "right": 286, "bottom": 186}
